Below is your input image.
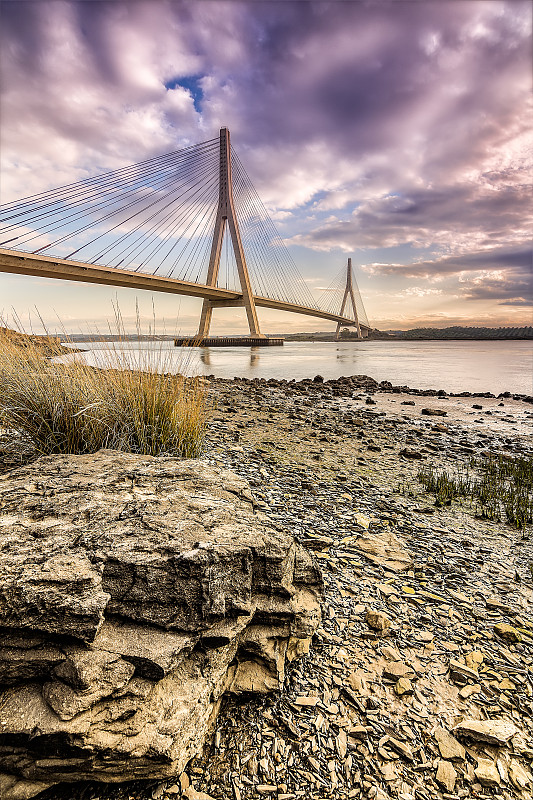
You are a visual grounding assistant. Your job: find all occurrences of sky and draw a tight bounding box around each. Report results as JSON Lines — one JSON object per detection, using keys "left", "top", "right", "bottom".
{"left": 0, "top": 0, "right": 531, "bottom": 335}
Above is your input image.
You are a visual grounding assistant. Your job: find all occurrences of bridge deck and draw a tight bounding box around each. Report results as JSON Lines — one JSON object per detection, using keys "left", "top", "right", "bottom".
{"left": 0, "top": 247, "right": 370, "bottom": 331}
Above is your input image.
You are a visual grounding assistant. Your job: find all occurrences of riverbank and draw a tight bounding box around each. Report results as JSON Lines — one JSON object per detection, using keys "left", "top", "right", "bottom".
{"left": 7, "top": 374, "right": 533, "bottom": 800}
{"left": 0, "top": 326, "right": 80, "bottom": 357}
{"left": 283, "top": 327, "right": 533, "bottom": 342}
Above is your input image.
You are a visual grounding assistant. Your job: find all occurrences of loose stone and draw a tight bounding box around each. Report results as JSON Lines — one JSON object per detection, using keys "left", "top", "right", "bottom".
{"left": 453, "top": 718, "right": 520, "bottom": 746}
{"left": 365, "top": 609, "right": 391, "bottom": 633}
{"left": 435, "top": 760, "right": 457, "bottom": 791}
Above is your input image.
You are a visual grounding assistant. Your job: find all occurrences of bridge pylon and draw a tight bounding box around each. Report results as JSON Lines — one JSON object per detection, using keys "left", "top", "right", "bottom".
{"left": 335, "top": 258, "right": 362, "bottom": 340}
{"left": 196, "top": 128, "right": 265, "bottom": 339}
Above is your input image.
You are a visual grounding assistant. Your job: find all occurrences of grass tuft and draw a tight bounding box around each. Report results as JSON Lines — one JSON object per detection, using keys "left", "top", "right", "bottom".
{"left": 0, "top": 318, "right": 209, "bottom": 459}
{"left": 417, "top": 454, "right": 533, "bottom": 530}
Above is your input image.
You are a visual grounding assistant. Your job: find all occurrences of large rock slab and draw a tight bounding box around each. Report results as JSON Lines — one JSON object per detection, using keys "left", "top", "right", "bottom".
{"left": 355, "top": 529, "right": 413, "bottom": 572}
{"left": 453, "top": 718, "right": 520, "bottom": 746}
{"left": 0, "top": 451, "right": 323, "bottom": 798}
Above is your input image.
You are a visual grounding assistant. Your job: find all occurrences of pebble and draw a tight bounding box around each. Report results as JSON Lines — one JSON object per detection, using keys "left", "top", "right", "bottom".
{"left": 395, "top": 677, "right": 413, "bottom": 696}
{"left": 453, "top": 718, "right": 520, "bottom": 746}
{"left": 365, "top": 609, "right": 391, "bottom": 633}
{"left": 294, "top": 695, "right": 319, "bottom": 707}
{"left": 382, "top": 662, "right": 414, "bottom": 680}
{"left": 458, "top": 683, "right": 481, "bottom": 699}
{"left": 509, "top": 760, "right": 532, "bottom": 790}
{"left": 475, "top": 759, "right": 501, "bottom": 787}
{"left": 494, "top": 622, "right": 522, "bottom": 642}
{"left": 435, "top": 760, "right": 457, "bottom": 791}
{"left": 434, "top": 727, "right": 466, "bottom": 761}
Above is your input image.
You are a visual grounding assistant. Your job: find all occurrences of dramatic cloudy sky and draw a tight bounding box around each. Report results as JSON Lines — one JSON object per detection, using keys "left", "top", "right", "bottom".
{"left": 1, "top": 0, "right": 531, "bottom": 333}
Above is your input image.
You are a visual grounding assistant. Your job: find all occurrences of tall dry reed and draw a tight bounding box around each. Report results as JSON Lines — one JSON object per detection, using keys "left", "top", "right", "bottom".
{"left": 0, "top": 320, "right": 209, "bottom": 458}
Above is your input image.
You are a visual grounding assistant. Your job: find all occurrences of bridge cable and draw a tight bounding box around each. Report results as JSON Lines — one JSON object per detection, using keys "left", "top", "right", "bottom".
{"left": 0, "top": 138, "right": 218, "bottom": 212}
{"left": 0, "top": 139, "right": 219, "bottom": 267}
{"left": 231, "top": 157, "right": 294, "bottom": 304}
{"left": 231, "top": 152, "right": 317, "bottom": 309}
{"left": 52, "top": 146, "right": 219, "bottom": 259}
{"left": 0, "top": 142, "right": 218, "bottom": 238}
{"left": 92, "top": 160, "right": 219, "bottom": 272}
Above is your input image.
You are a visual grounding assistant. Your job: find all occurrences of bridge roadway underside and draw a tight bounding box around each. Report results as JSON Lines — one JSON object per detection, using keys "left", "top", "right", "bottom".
{"left": 0, "top": 248, "right": 371, "bottom": 333}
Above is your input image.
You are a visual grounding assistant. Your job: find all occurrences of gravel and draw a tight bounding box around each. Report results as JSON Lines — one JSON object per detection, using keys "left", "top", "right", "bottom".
{"left": 26, "top": 375, "right": 533, "bottom": 800}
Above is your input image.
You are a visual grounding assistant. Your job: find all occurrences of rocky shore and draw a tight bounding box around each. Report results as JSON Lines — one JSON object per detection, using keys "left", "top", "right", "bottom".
{"left": 1, "top": 373, "right": 532, "bottom": 800}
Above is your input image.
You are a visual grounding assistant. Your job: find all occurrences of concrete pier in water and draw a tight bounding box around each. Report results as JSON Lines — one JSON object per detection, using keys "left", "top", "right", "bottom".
{"left": 174, "top": 336, "right": 284, "bottom": 347}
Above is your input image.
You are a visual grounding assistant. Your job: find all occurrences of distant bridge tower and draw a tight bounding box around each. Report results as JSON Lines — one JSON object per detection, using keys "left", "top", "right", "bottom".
{"left": 335, "top": 258, "right": 363, "bottom": 340}
{"left": 196, "top": 128, "right": 265, "bottom": 339}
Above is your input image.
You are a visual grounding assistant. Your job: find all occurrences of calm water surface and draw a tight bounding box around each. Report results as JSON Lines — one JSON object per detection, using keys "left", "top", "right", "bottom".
{"left": 59, "top": 340, "right": 533, "bottom": 396}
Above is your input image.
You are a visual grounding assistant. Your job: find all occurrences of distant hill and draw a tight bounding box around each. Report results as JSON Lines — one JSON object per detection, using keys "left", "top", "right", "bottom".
{"left": 392, "top": 326, "right": 533, "bottom": 340}
{"left": 58, "top": 334, "right": 176, "bottom": 342}
{"left": 337, "top": 326, "right": 533, "bottom": 340}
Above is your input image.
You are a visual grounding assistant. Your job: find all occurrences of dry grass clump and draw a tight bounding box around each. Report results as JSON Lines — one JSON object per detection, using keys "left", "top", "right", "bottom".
{"left": 0, "top": 325, "right": 209, "bottom": 459}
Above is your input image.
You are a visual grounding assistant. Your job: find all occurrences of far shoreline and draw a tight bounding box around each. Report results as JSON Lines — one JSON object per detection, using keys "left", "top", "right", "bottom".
{"left": 58, "top": 331, "right": 533, "bottom": 343}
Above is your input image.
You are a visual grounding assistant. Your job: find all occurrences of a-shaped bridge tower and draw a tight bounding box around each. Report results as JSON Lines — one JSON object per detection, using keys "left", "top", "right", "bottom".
{"left": 336, "top": 258, "right": 363, "bottom": 340}
{"left": 197, "top": 128, "right": 263, "bottom": 339}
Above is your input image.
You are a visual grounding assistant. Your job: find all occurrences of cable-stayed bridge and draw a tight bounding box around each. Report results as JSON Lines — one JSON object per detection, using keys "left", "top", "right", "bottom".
{"left": 0, "top": 128, "right": 370, "bottom": 341}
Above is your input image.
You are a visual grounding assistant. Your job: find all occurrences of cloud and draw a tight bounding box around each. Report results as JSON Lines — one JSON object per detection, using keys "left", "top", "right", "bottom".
{"left": 370, "top": 245, "right": 532, "bottom": 278}
{"left": 459, "top": 268, "right": 532, "bottom": 305}
{"left": 397, "top": 287, "right": 444, "bottom": 298}
{"left": 0, "top": 0, "right": 531, "bottom": 328}
{"left": 366, "top": 245, "right": 532, "bottom": 308}
{"left": 2, "top": 2, "right": 531, "bottom": 196}
{"left": 291, "top": 172, "right": 532, "bottom": 253}
{"left": 371, "top": 309, "right": 530, "bottom": 330}
{"left": 500, "top": 298, "right": 531, "bottom": 306}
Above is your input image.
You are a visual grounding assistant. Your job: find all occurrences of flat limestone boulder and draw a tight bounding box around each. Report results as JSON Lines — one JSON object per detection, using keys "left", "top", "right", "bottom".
{"left": 453, "top": 718, "right": 520, "bottom": 746}
{"left": 355, "top": 529, "right": 413, "bottom": 572}
{"left": 0, "top": 451, "right": 323, "bottom": 798}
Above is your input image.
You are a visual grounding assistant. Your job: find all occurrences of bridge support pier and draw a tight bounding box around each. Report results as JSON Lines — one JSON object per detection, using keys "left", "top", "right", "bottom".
{"left": 197, "top": 128, "right": 265, "bottom": 340}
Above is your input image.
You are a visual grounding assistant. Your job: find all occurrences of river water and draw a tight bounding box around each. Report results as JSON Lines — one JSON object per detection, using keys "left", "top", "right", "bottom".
{"left": 57, "top": 339, "right": 533, "bottom": 396}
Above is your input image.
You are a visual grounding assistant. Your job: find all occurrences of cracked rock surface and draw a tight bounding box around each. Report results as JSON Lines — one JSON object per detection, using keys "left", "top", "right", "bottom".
{"left": 0, "top": 451, "right": 323, "bottom": 799}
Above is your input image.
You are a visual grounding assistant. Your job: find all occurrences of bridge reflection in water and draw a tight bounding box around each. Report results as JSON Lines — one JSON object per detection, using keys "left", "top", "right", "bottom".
{"left": 200, "top": 346, "right": 261, "bottom": 370}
